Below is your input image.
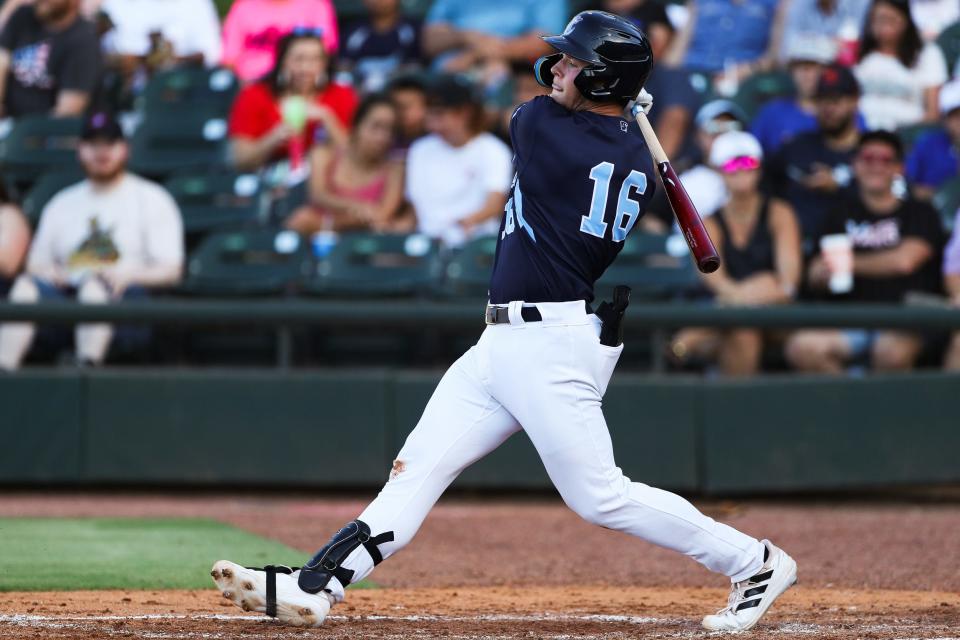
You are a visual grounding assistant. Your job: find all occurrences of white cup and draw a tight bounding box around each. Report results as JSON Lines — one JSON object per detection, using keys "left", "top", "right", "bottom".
{"left": 819, "top": 234, "right": 853, "bottom": 294}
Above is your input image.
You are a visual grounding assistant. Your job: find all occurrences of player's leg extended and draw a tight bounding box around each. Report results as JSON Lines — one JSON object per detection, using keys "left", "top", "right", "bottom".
{"left": 213, "top": 339, "right": 520, "bottom": 624}
{"left": 490, "top": 308, "right": 795, "bottom": 630}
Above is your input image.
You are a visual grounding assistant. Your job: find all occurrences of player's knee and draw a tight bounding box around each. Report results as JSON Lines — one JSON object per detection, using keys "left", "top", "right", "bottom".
{"left": 9, "top": 275, "right": 40, "bottom": 303}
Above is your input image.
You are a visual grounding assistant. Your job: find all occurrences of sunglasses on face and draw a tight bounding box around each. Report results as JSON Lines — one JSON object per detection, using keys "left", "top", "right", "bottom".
{"left": 720, "top": 156, "right": 761, "bottom": 173}
{"left": 291, "top": 26, "right": 325, "bottom": 37}
{"left": 857, "top": 151, "right": 897, "bottom": 166}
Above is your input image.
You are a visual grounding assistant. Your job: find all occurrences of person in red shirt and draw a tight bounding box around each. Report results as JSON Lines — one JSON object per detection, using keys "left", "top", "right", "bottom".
{"left": 228, "top": 30, "right": 359, "bottom": 171}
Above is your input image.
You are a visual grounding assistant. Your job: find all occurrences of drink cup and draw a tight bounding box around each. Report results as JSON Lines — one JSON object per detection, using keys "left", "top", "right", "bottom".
{"left": 819, "top": 234, "right": 853, "bottom": 294}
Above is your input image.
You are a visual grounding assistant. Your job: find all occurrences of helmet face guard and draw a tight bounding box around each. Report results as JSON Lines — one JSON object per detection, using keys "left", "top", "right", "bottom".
{"left": 534, "top": 11, "right": 653, "bottom": 106}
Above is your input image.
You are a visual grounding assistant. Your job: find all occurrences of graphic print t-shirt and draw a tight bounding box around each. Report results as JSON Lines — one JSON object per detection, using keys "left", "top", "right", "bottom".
{"left": 488, "top": 96, "right": 656, "bottom": 304}
{"left": 0, "top": 7, "right": 100, "bottom": 117}
{"left": 817, "top": 196, "right": 944, "bottom": 303}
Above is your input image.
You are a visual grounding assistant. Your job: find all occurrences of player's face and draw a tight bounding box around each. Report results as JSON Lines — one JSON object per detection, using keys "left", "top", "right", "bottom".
{"left": 354, "top": 103, "right": 397, "bottom": 160}
{"left": 79, "top": 139, "right": 129, "bottom": 183}
{"left": 549, "top": 54, "right": 589, "bottom": 110}
{"left": 282, "top": 39, "right": 328, "bottom": 94}
{"left": 853, "top": 141, "right": 901, "bottom": 195}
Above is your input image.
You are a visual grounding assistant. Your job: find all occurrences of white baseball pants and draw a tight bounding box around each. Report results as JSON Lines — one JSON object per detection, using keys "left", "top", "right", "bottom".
{"left": 323, "top": 301, "right": 764, "bottom": 601}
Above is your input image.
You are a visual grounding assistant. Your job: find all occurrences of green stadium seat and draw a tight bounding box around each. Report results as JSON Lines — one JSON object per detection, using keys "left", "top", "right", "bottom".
{"left": 937, "top": 21, "right": 960, "bottom": 76}
{"left": 182, "top": 227, "right": 313, "bottom": 296}
{"left": 441, "top": 235, "right": 498, "bottom": 300}
{"left": 164, "top": 172, "right": 264, "bottom": 236}
{"left": 595, "top": 231, "right": 701, "bottom": 301}
{"left": 932, "top": 177, "right": 960, "bottom": 233}
{"left": 304, "top": 232, "right": 441, "bottom": 297}
{"left": 138, "top": 66, "right": 239, "bottom": 117}
{"left": 129, "top": 113, "right": 231, "bottom": 179}
{"left": 732, "top": 71, "right": 794, "bottom": 121}
{"left": 21, "top": 169, "right": 85, "bottom": 226}
{"left": 0, "top": 116, "right": 83, "bottom": 193}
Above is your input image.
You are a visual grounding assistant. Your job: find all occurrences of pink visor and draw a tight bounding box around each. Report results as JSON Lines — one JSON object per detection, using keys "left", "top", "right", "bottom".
{"left": 720, "top": 156, "right": 761, "bottom": 173}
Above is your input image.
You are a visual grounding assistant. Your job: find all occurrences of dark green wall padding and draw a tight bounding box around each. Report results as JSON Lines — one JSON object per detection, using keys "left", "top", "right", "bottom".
{"left": 2, "top": 371, "right": 958, "bottom": 494}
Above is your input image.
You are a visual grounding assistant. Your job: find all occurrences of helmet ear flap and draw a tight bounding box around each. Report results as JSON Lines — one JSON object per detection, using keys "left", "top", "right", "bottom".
{"left": 533, "top": 53, "right": 562, "bottom": 88}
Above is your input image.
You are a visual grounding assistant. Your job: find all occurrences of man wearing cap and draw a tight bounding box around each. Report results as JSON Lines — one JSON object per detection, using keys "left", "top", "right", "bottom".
{"left": 751, "top": 35, "right": 852, "bottom": 156}
{"left": 0, "top": 112, "right": 184, "bottom": 371}
{"left": 905, "top": 77, "right": 960, "bottom": 201}
{"left": 767, "top": 64, "right": 863, "bottom": 254}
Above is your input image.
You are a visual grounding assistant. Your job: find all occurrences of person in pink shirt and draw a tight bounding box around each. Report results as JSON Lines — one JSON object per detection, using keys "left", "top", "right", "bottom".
{"left": 221, "top": 0, "right": 339, "bottom": 83}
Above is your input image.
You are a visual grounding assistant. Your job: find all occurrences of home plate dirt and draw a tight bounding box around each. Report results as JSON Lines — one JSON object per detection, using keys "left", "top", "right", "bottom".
{"left": 2, "top": 586, "right": 958, "bottom": 639}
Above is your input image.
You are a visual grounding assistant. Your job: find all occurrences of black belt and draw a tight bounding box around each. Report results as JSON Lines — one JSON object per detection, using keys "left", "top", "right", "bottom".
{"left": 485, "top": 301, "right": 592, "bottom": 325}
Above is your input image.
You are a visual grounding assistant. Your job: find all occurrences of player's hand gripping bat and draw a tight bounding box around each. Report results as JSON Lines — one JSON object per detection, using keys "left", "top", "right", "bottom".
{"left": 629, "top": 91, "right": 721, "bottom": 274}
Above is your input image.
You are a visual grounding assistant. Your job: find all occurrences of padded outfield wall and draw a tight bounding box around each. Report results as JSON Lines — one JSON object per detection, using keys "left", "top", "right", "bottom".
{"left": 2, "top": 370, "right": 958, "bottom": 494}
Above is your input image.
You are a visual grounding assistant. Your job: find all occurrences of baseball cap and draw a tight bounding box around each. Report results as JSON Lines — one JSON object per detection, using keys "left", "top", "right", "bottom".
{"left": 814, "top": 64, "right": 860, "bottom": 98}
{"left": 81, "top": 111, "right": 125, "bottom": 142}
{"left": 427, "top": 74, "right": 479, "bottom": 108}
{"left": 939, "top": 78, "right": 960, "bottom": 116}
{"left": 709, "top": 130, "right": 763, "bottom": 169}
{"left": 784, "top": 35, "right": 838, "bottom": 65}
{"left": 694, "top": 99, "right": 747, "bottom": 130}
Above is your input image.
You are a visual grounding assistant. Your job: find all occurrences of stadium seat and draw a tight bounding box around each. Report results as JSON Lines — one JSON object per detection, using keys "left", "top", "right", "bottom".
{"left": 897, "top": 122, "right": 944, "bottom": 151}
{"left": 732, "top": 71, "right": 794, "bottom": 121}
{"left": 181, "top": 227, "right": 313, "bottom": 296}
{"left": 937, "top": 21, "right": 960, "bottom": 76}
{"left": 0, "top": 116, "right": 83, "bottom": 195}
{"left": 129, "top": 114, "right": 231, "bottom": 179}
{"left": 441, "top": 235, "right": 498, "bottom": 300}
{"left": 21, "top": 169, "right": 85, "bottom": 226}
{"left": 595, "top": 231, "right": 701, "bottom": 301}
{"left": 164, "top": 172, "right": 264, "bottom": 237}
{"left": 138, "top": 66, "right": 239, "bottom": 117}
{"left": 304, "top": 232, "right": 441, "bottom": 297}
{"left": 932, "top": 177, "right": 960, "bottom": 233}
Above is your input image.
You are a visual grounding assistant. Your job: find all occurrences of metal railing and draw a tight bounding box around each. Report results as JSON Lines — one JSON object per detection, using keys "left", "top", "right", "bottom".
{"left": 1, "top": 300, "right": 959, "bottom": 369}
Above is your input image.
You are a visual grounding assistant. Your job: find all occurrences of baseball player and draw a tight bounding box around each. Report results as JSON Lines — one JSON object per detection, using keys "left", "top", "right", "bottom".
{"left": 212, "top": 11, "right": 797, "bottom": 633}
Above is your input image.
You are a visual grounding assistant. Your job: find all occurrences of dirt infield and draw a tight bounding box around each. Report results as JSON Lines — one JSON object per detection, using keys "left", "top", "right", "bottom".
{"left": 1, "top": 492, "right": 958, "bottom": 639}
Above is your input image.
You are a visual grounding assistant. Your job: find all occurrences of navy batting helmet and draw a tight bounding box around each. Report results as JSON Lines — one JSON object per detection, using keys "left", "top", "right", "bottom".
{"left": 534, "top": 11, "right": 653, "bottom": 105}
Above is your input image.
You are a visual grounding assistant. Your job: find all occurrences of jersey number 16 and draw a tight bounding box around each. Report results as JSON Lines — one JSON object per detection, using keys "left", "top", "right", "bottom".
{"left": 580, "top": 162, "right": 648, "bottom": 242}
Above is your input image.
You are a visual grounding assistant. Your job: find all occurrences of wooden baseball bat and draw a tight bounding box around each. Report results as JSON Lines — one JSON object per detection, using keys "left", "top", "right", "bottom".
{"left": 631, "top": 105, "right": 720, "bottom": 274}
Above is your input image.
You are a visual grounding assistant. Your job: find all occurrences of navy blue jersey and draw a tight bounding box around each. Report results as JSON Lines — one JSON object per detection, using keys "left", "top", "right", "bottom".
{"left": 488, "top": 96, "right": 656, "bottom": 304}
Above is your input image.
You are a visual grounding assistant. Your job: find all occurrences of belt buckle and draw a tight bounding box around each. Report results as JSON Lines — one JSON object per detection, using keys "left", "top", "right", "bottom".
{"left": 485, "top": 306, "right": 497, "bottom": 325}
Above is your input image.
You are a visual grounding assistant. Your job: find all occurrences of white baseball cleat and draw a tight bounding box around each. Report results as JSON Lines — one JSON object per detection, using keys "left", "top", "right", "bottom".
{"left": 701, "top": 540, "right": 797, "bottom": 632}
{"left": 210, "top": 560, "right": 333, "bottom": 627}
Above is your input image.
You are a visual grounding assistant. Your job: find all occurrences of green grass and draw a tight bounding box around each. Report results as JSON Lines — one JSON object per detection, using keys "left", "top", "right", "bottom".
{"left": 0, "top": 517, "right": 374, "bottom": 592}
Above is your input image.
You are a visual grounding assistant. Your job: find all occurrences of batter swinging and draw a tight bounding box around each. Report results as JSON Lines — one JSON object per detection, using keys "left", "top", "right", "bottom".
{"left": 211, "top": 11, "right": 797, "bottom": 633}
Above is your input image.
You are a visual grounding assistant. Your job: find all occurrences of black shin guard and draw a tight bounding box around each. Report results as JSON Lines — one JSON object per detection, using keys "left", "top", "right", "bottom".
{"left": 298, "top": 520, "right": 394, "bottom": 594}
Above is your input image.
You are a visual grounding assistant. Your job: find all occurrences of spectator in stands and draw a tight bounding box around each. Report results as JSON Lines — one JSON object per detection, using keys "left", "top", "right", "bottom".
{"left": 492, "top": 61, "right": 549, "bottom": 145}
{"left": 0, "top": 0, "right": 101, "bottom": 118}
{"left": 228, "top": 32, "right": 359, "bottom": 172}
{"left": 767, "top": 65, "right": 862, "bottom": 255}
{"left": 0, "top": 181, "right": 30, "bottom": 298}
{"left": 785, "top": 131, "right": 945, "bottom": 374}
{"left": 666, "top": 0, "right": 783, "bottom": 86}
{"left": 404, "top": 74, "right": 512, "bottom": 247}
{"left": 910, "top": 0, "right": 959, "bottom": 42}
{"left": 905, "top": 77, "right": 960, "bottom": 200}
{"left": 638, "top": 2, "right": 700, "bottom": 165}
{"left": 340, "top": 0, "right": 422, "bottom": 94}
{"left": 774, "top": 0, "right": 871, "bottom": 67}
{"left": 584, "top": 0, "right": 674, "bottom": 64}
{"left": 944, "top": 211, "right": 960, "bottom": 369}
{"left": 388, "top": 74, "right": 429, "bottom": 154}
{"left": 751, "top": 36, "right": 838, "bottom": 157}
{"left": 855, "top": 0, "right": 948, "bottom": 130}
{"left": 284, "top": 94, "right": 404, "bottom": 235}
{"left": 100, "top": 0, "right": 221, "bottom": 69}
{"left": 422, "top": 0, "right": 566, "bottom": 73}
{"left": 670, "top": 131, "right": 801, "bottom": 376}
{"left": 0, "top": 112, "right": 184, "bottom": 371}
{"left": 221, "top": 0, "right": 339, "bottom": 84}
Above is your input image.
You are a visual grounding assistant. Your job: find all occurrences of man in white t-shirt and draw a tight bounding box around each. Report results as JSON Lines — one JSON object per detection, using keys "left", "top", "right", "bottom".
{"left": 0, "top": 112, "right": 184, "bottom": 371}
{"left": 100, "top": 0, "right": 221, "bottom": 67}
{"left": 405, "top": 75, "right": 513, "bottom": 248}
